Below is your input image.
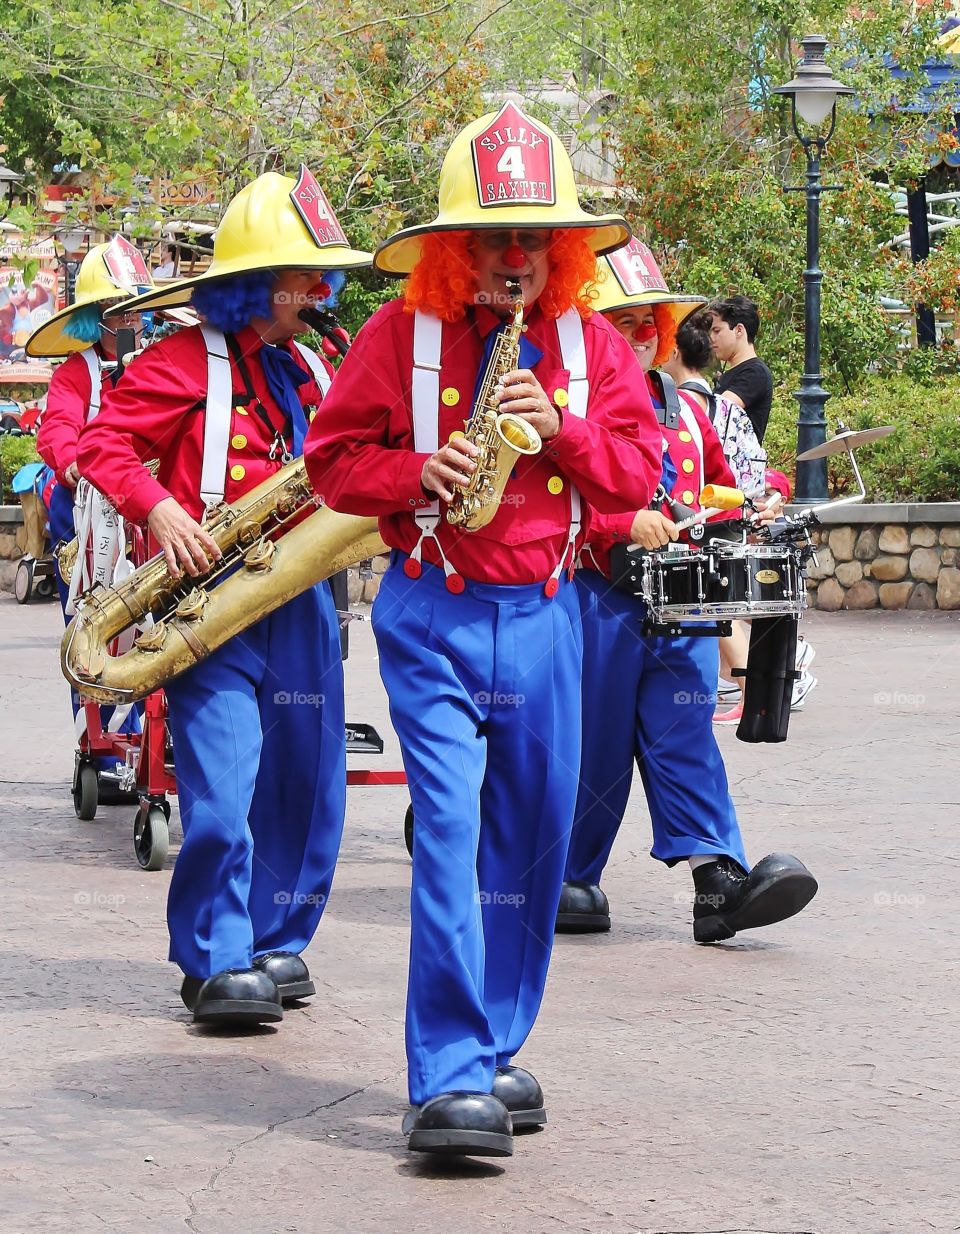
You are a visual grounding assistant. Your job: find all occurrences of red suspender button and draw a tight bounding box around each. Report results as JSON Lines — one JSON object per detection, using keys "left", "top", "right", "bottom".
{"left": 543, "top": 577, "right": 560, "bottom": 598}
{"left": 403, "top": 558, "right": 422, "bottom": 579}
{"left": 445, "top": 573, "right": 466, "bottom": 595}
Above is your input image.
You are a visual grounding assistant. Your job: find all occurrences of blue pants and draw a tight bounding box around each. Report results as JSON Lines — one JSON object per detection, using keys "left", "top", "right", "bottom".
{"left": 565, "top": 569, "right": 747, "bottom": 886}
{"left": 164, "top": 582, "right": 346, "bottom": 978}
{"left": 373, "top": 557, "right": 582, "bottom": 1106}
{"left": 48, "top": 480, "right": 141, "bottom": 745}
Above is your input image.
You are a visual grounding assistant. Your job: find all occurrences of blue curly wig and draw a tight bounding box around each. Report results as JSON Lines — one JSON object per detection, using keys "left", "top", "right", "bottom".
{"left": 193, "top": 269, "right": 347, "bottom": 334}
{"left": 62, "top": 303, "right": 103, "bottom": 344}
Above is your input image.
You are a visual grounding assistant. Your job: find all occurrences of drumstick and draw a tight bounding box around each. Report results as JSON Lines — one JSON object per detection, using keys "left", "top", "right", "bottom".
{"left": 673, "top": 506, "right": 724, "bottom": 534}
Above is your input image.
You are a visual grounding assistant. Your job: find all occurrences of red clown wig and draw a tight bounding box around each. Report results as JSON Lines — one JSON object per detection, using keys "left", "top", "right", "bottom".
{"left": 404, "top": 229, "right": 599, "bottom": 322}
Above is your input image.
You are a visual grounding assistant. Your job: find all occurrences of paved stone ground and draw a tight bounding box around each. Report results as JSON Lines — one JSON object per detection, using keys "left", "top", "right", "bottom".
{"left": 1, "top": 592, "right": 958, "bottom": 1234}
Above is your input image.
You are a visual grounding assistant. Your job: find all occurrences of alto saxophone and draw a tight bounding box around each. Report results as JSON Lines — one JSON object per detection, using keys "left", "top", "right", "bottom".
{"left": 446, "top": 290, "right": 542, "bottom": 531}
{"left": 61, "top": 457, "right": 386, "bottom": 705}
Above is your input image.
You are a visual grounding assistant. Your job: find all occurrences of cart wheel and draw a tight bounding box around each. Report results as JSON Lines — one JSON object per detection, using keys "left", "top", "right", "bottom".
{"left": 73, "top": 763, "right": 99, "bottom": 821}
{"left": 34, "top": 574, "right": 55, "bottom": 600}
{"left": 403, "top": 803, "right": 414, "bottom": 858}
{"left": 134, "top": 804, "right": 169, "bottom": 872}
{"left": 14, "top": 559, "right": 34, "bottom": 605}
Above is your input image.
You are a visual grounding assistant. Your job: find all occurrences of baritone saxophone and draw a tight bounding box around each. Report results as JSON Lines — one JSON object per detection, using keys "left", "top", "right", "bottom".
{"left": 61, "top": 457, "right": 386, "bottom": 705}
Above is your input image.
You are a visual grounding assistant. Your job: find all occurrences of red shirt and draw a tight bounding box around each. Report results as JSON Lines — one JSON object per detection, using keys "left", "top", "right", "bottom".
{"left": 585, "top": 377, "right": 735, "bottom": 578}
{"left": 303, "top": 298, "right": 662, "bottom": 586}
{"left": 77, "top": 324, "right": 332, "bottom": 524}
{"left": 37, "top": 348, "right": 105, "bottom": 484}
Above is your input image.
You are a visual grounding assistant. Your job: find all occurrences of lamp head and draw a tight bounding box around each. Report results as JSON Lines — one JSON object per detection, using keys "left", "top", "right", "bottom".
{"left": 772, "top": 35, "right": 854, "bottom": 130}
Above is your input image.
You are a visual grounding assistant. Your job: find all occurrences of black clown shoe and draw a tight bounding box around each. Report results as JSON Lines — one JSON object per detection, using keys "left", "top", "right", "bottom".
{"left": 180, "top": 976, "right": 204, "bottom": 1011}
{"left": 252, "top": 952, "right": 316, "bottom": 1003}
{"left": 693, "top": 853, "right": 819, "bottom": 944}
{"left": 192, "top": 968, "right": 283, "bottom": 1026}
{"left": 405, "top": 1091, "right": 513, "bottom": 1157}
{"left": 555, "top": 881, "right": 611, "bottom": 933}
{"left": 492, "top": 1065, "right": 546, "bottom": 1131}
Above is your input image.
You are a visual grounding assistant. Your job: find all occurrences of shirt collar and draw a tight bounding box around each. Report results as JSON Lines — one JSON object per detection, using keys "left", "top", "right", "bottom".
{"left": 470, "top": 299, "right": 545, "bottom": 340}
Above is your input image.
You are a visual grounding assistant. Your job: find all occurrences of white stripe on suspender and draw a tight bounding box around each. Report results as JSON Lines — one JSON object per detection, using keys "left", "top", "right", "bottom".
{"left": 292, "top": 339, "right": 332, "bottom": 397}
{"left": 409, "top": 311, "right": 457, "bottom": 578}
{"left": 199, "top": 325, "right": 233, "bottom": 509}
{"left": 80, "top": 348, "right": 103, "bottom": 421}
{"left": 550, "top": 308, "right": 587, "bottom": 584}
{"left": 678, "top": 399, "right": 706, "bottom": 494}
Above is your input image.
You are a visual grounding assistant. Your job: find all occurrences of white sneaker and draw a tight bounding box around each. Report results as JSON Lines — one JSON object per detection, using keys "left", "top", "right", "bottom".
{"left": 795, "top": 639, "right": 816, "bottom": 673}
{"left": 717, "top": 677, "right": 741, "bottom": 701}
{"left": 792, "top": 671, "right": 818, "bottom": 710}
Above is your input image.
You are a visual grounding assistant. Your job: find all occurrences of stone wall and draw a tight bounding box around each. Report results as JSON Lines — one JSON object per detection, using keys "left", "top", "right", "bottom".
{"left": 801, "top": 504, "right": 960, "bottom": 611}
{"left": 0, "top": 506, "right": 25, "bottom": 591}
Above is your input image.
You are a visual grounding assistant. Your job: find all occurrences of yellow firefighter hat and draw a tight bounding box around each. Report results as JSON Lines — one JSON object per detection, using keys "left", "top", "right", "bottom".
{"left": 375, "top": 100, "right": 632, "bottom": 276}
{"left": 25, "top": 236, "right": 154, "bottom": 357}
{"left": 592, "top": 239, "right": 705, "bottom": 332}
{"left": 105, "top": 168, "right": 372, "bottom": 316}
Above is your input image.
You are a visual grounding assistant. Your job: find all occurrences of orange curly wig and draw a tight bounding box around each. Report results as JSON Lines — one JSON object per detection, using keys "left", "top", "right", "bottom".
{"left": 404, "top": 229, "right": 599, "bottom": 321}
{"left": 652, "top": 303, "right": 678, "bottom": 368}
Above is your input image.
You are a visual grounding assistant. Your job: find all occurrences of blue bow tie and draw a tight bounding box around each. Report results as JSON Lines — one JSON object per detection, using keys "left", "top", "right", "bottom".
{"left": 259, "top": 343, "right": 310, "bottom": 457}
{"left": 471, "top": 322, "right": 544, "bottom": 407}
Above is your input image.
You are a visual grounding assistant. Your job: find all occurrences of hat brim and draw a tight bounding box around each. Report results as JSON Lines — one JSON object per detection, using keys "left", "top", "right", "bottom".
{"left": 106, "top": 247, "right": 374, "bottom": 316}
{"left": 374, "top": 215, "right": 631, "bottom": 277}
{"left": 595, "top": 291, "right": 706, "bottom": 332}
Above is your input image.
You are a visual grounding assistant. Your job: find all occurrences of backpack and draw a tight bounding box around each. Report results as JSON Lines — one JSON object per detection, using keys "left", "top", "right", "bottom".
{"left": 680, "top": 381, "right": 767, "bottom": 494}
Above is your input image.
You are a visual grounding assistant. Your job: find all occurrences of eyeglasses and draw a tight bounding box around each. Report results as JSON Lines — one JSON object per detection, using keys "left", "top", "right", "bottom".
{"left": 474, "top": 230, "right": 552, "bottom": 254}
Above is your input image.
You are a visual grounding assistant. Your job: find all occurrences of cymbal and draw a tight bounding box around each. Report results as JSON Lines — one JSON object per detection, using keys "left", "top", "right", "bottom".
{"left": 796, "top": 425, "right": 895, "bottom": 462}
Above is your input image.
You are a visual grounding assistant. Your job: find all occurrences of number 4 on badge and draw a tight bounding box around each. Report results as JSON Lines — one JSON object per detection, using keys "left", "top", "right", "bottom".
{"left": 496, "top": 146, "right": 526, "bottom": 180}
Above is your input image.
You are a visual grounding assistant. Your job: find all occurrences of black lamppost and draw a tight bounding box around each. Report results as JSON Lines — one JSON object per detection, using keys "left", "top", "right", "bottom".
{"left": 773, "top": 35, "right": 854, "bottom": 504}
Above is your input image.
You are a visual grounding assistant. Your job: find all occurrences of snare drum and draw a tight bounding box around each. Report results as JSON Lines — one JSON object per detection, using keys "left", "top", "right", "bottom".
{"left": 643, "top": 544, "right": 805, "bottom": 621}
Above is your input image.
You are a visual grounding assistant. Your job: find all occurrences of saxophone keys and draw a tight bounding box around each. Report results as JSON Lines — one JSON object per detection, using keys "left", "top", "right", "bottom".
{"left": 175, "top": 588, "right": 208, "bottom": 622}
{"left": 243, "top": 539, "right": 276, "bottom": 572}
{"left": 134, "top": 622, "right": 168, "bottom": 653}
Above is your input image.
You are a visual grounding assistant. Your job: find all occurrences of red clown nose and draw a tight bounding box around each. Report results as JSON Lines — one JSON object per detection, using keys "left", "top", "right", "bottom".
{"left": 633, "top": 322, "right": 658, "bottom": 343}
{"left": 503, "top": 245, "right": 526, "bottom": 269}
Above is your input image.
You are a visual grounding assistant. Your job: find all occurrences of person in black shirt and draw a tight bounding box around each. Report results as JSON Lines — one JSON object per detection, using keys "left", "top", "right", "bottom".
{"left": 706, "top": 295, "right": 773, "bottom": 442}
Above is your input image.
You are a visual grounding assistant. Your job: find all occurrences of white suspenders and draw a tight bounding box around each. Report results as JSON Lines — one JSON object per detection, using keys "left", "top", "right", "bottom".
{"left": 409, "top": 308, "right": 588, "bottom": 589}
{"left": 80, "top": 348, "right": 103, "bottom": 421}
{"left": 292, "top": 339, "right": 332, "bottom": 397}
{"left": 198, "top": 326, "right": 329, "bottom": 509}
{"left": 198, "top": 325, "right": 234, "bottom": 508}
{"left": 677, "top": 399, "right": 706, "bottom": 494}
{"left": 409, "top": 312, "right": 455, "bottom": 581}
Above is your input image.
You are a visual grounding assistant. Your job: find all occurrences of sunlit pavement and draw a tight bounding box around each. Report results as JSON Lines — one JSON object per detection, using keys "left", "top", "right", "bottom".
{"left": 1, "top": 593, "right": 957, "bottom": 1233}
